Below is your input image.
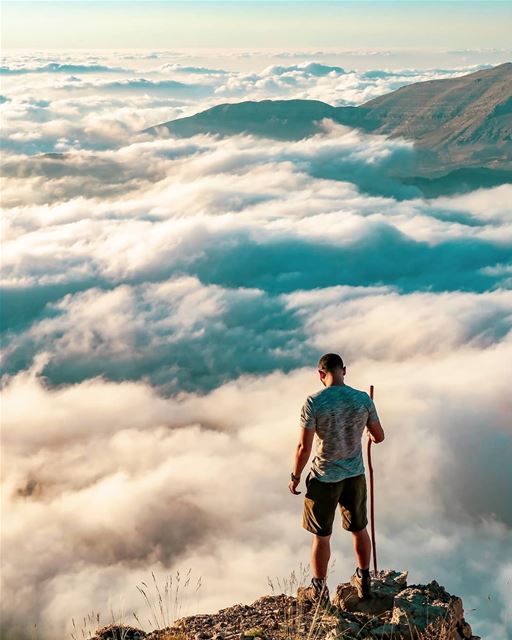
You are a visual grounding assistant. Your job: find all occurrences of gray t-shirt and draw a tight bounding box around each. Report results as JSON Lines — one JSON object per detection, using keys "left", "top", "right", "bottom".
{"left": 300, "top": 384, "right": 380, "bottom": 482}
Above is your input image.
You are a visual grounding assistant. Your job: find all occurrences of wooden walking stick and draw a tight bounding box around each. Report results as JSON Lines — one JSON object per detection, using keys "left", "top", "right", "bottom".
{"left": 367, "top": 384, "right": 378, "bottom": 575}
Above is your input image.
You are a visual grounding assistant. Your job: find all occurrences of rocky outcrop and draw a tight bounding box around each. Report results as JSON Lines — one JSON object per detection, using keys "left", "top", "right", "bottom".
{"left": 91, "top": 569, "right": 479, "bottom": 640}
{"left": 330, "top": 570, "right": 477, "bottom": 639}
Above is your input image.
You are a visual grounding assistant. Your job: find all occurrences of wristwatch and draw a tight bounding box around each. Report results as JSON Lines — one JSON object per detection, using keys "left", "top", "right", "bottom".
{"left": 291, "top": 472, "right": 300, "bottom": 481}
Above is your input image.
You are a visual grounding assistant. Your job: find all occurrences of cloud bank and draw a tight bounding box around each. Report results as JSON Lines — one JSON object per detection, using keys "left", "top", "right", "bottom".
{"left": 1, "top": 50, "right": 511, "bottom": 640}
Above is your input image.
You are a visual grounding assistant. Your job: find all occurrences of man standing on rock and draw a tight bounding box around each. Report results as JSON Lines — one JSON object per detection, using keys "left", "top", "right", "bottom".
{"left": 288, "top": 353, "right": 385, "bottom": 605}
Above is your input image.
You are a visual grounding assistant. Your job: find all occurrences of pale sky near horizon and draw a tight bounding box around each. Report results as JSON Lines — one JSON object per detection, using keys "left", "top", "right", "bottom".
{"left": 2, "top": 1, "right": 512, "bottom": 50}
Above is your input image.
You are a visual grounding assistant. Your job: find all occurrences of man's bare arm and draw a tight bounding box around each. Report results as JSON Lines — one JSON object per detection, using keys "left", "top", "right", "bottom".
{"left": 289, "top": 427, "right": 315, "bottom": 495}
{"left": 293, "top": 426, "right": 315, "bottom": 478}
{"left": 366, "top": 420, "right": 385, "bottom": 444}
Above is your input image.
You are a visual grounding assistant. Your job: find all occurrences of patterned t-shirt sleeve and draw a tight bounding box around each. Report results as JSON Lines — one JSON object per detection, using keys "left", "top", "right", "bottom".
{"left": 365, "top": 394, "right": 380, "bottom": 426}
{"left": 300, "top": 395, "right": 316, "bottom": 430}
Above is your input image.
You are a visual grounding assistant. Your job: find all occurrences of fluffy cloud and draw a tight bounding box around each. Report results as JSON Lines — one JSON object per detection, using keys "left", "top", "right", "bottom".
{"left": 209, "top": 63, "right": 488, "bottom": 105}
{"left": 157, "top": 63, "right": 229, "bottom": 75}
{"left": 2, "top": 277, "right": 309, "bottom": 392}
{"left": 0, "top": 62, "right": 131, "bottom": 74}
{"left": 1, "top": 50, "right": 511, "bottom": 640}
{"left": 2, "top": 126, "right": 511, "bottom": 392}
{"left": 1, "top": 51, "right": 488, "bottom": 117}
{"left": 2, "top": 339, "right": 511, "bottom": 638}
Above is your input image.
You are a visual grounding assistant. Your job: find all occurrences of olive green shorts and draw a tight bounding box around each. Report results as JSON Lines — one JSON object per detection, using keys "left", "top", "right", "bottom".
{"left": 302, "top": 472, "right": 368, "bottom": 536}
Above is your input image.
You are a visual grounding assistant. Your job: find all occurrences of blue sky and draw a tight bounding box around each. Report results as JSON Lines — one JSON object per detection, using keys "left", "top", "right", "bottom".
{"left": 2, "top": 1, "right": 512, "bottom": 49}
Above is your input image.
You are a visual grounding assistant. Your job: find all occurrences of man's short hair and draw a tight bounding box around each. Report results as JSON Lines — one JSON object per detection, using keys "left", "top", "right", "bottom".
{"left": 318, "top": 353, "right": 345, "bottom": 372}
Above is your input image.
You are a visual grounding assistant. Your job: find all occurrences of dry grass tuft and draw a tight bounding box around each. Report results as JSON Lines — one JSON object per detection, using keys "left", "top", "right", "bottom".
{"left": 135, "top": 568, "right": 202, "bottom": 631}
{"left": 267, "top": 561, "right": 341, "bottom": 640}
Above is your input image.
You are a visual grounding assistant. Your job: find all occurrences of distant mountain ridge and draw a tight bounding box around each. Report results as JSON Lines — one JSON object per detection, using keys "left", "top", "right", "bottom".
{"left": 143, "top": 63, "right": 512, "bottom": 184}
{"left": 356, "top": 63, "right": 512, "bottom": 171}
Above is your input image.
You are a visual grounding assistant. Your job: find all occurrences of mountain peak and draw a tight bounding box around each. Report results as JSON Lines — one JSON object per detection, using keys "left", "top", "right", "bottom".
{"left": 90, "top": 569, "right": 481, "bottom": 640}
{"left": 359, "top": 62, "right": 512, "bottom": 166}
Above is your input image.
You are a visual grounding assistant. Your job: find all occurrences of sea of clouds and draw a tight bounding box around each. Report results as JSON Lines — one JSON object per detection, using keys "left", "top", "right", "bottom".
{"left": 1, "top": 50, "right": 511, "bottom": 640}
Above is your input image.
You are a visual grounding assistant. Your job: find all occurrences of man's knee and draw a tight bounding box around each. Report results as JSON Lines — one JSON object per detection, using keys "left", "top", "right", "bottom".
{"left": 313, "top": 533, "right": 331, "bottom": 542}
{"left": 351, "top": 526, "right": 369, "bottom": 537}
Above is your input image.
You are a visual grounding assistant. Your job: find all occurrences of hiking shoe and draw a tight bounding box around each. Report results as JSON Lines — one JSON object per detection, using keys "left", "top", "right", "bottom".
{"left": 297, "top": 580, "right": 331, "bottom": 609}
{"left": 350, "top": 568, "right": 371, "bottom": 599}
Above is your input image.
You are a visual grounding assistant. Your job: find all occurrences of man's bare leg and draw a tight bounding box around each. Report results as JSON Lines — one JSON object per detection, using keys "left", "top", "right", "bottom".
{"left": 352, "top": 527, "right": 371, "bottom": 570}
{"left": 311, "top": 534, "right": 331, "bottom": 579}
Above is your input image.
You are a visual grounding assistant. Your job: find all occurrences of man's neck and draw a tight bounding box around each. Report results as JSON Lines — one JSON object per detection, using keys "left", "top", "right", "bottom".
{"left": 327, "top": 379, "right": 345, "bottom": 387}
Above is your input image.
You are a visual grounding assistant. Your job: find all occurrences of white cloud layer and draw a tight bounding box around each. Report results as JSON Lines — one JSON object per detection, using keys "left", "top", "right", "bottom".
{"left": 1, "top": 50, "right": 511, "bottom": 640}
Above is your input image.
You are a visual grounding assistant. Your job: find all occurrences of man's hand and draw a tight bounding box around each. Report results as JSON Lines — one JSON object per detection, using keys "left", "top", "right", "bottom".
{"left": 289, "top": 426, "right": 314, "bottom": 495}
{"left": 288, "top": 477, "right": 301, "bottom": 495}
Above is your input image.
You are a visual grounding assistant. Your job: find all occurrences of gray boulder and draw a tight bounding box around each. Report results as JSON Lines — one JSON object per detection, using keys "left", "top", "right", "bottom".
{"left": 331, "top": 570, "right": 478, "bottom": 640}
{"left": 332, "top": 569, "right": 408, "bottom": 616}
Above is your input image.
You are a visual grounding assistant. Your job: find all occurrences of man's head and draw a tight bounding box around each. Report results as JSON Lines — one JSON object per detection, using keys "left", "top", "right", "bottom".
{"left": 317, "top": 353, "right": 346, "bottom": 387}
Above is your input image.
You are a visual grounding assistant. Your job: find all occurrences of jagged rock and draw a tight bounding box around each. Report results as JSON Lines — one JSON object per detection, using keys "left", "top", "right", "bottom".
{"left": 240, "top": 628, "right": 269, "bottom": 639}
{"left": 332, "top": 569, "right": 408, "bottom": 616}
{"left": 93, "top": 624, "right": 146, "bottom": 640}
{"left": 391, "top": 579, "right": 467, "bottom": 639}
{"left": 324, "top": 613, "right": 363, "bottom": 638}
{"left": 368, "top": 622, "right": 412, "bottom": 639}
